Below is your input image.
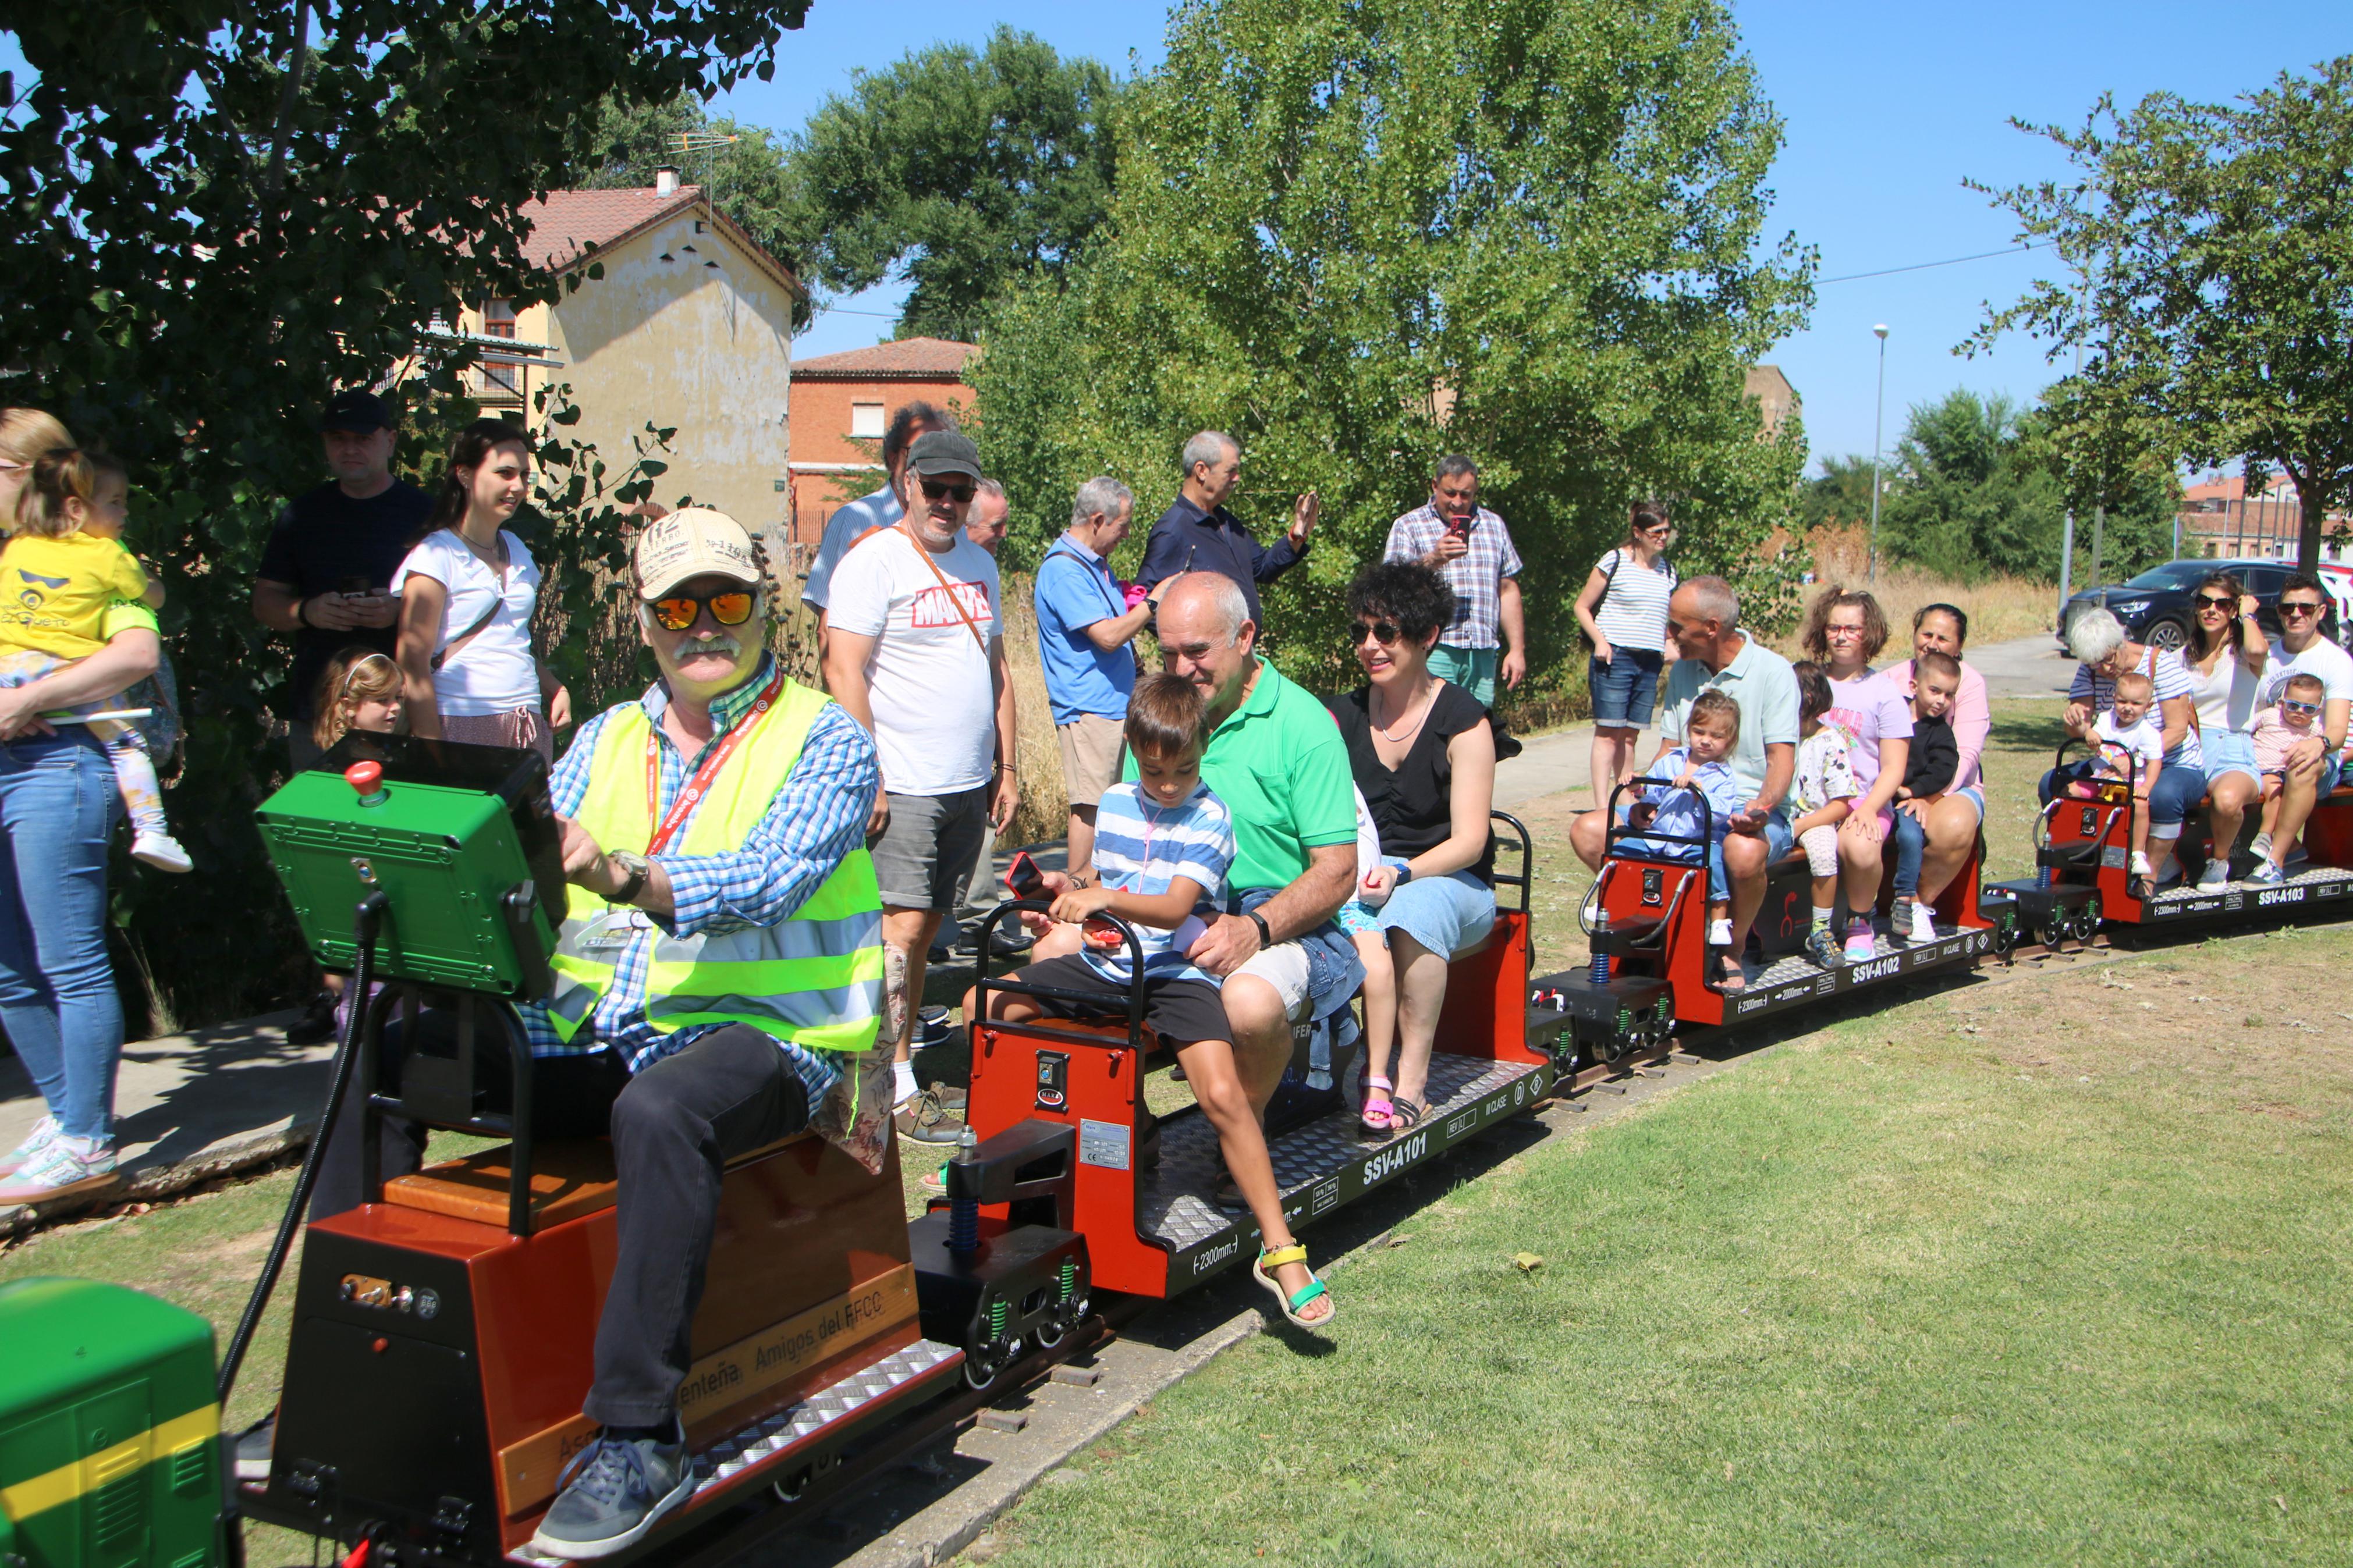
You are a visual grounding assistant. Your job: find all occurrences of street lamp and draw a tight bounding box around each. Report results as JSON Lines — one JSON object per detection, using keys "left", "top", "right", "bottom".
{"left": 1867, "top": 324, "right": 1889, "bottom": 582}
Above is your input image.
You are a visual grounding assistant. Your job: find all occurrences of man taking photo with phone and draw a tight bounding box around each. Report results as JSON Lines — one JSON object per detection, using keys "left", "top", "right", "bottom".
{"left": 1380, "top": 454, "right": 1525, "bottom": 707}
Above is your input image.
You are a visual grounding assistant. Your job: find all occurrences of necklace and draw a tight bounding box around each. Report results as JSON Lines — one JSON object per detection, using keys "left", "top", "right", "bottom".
{"left": 1371, "top": 677, "right": 1438, "bottom": 744}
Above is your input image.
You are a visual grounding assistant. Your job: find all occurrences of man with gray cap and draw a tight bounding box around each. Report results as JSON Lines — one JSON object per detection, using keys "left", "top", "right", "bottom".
{"left": 823, "top": 431, "right": 1017, "bottom": 1131}
{"left": 295, "top": 507, "right": 889, "bottom": 1557}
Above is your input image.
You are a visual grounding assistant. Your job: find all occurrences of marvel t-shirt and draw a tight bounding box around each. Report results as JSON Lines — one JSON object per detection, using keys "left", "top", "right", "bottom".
{"left": 256, "top": 480, "right": 432, "bottom": 720}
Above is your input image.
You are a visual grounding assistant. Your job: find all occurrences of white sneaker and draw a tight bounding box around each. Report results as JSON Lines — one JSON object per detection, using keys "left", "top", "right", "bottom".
{"left": 2196, "top": 859, "right": 2230, "bottom": 889}
{"left": 1908, "top": 902, "right": 1938, "bottom": 943}
{"left": 0, "top": 1133, "right": 118, "bottom": 1206}
{"left": 132, "top": 832, "right": 193, "bottom": 873}
{"left": 2130, "top": 852, "right": 2153, "bottom": 877}
{"left": 0, "top": 1114, "right": 58, "bottom": 1177}
{"left": 2250, "top": 832, "right": 2273, "bottom": 863}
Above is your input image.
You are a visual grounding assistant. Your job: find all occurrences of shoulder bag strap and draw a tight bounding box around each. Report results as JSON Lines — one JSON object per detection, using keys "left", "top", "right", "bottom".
{"left": 900, "top": 525, "right": 991, "bottom": 655}
{"left": 430, "top": 600, "right": 503, "bottom": 672}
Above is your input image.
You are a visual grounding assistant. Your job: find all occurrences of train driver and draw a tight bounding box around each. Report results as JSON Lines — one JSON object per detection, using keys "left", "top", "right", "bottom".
{"left": 1570, "top": 575, "right": 1800, "bottom": 983}
{"left": 301, "top": 509, "right": 889, "bottom": 1559}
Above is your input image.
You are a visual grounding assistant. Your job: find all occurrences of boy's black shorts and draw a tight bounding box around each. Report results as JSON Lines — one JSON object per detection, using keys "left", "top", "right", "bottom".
{"left": 1011, "top": 954, "right": 1232, "bottom": 1048}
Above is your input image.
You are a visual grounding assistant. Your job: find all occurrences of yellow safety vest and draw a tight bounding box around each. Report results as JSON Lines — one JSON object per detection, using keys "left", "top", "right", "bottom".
{"left": 542, "top": 681, "right": 884, "bottom": 1055}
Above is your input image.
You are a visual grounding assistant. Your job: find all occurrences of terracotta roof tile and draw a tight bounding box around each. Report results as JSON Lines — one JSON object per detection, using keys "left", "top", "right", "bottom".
{"left": 790, "top": 336, "right": 978, "bottom": 380}
{"left": 515, "top": 187, "right": 705, "bottom": 271}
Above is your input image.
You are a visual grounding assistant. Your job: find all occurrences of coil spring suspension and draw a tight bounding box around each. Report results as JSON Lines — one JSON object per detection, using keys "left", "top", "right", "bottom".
{"left": 989, "top": 1297, "right": 1008, "bottom": 1340}
{"left": 948, "top": 1194, "right": 980, "bottom": 1254}
{"left": 1059, "top": 1259, "right": 1076, "bottom": 1301}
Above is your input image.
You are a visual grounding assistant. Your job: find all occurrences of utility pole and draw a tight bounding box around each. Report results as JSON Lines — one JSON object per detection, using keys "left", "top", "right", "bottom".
{"left": 1867, "top": 324, "right": 1889, "bottom": 582}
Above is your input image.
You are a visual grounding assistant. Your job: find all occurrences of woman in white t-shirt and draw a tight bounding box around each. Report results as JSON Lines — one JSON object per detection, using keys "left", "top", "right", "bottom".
{"left": 2180, "top": 570, "right": 2273, "bottom": 887}
{"left": 393, "top": 419, "right": 569, "bottom": 760}
{"left": 1571, "top": 501, "right": 1677, "bottom": 806}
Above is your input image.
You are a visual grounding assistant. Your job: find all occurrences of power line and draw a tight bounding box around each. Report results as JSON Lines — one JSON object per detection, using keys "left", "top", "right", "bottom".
{"left": 1818, "top": 241, "right": 2054, "bottom": 286}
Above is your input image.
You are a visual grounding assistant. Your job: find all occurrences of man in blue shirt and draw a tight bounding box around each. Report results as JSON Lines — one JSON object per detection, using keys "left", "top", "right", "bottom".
{"left": 799, "top": 400, "right": 950, "bottom": 656}
{"left": 1134, "top": 430, "right": 1318, "bottom": 628}
{"left": 1035, "top": 477, "right": 1159, "bottom": 872}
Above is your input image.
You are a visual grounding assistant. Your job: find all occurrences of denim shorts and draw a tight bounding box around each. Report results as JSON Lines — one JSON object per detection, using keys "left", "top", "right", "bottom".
{"left": 1376, "top": 870, "right": 1497, "bottom": 958}
{"left": 1589, "top": 648, "right": 1664, "bottom": 727}
{"left": 2205, "top": 731, "right": 2259, "bottom": 790}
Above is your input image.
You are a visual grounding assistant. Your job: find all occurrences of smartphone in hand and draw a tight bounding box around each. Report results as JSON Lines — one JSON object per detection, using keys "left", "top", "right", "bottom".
{"left": 1005, "top": 851, "right": 1048, "bottom": 900}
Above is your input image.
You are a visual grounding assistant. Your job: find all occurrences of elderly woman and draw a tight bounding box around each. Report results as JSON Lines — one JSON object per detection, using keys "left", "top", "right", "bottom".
{"left": 2179, "top": 571, "right": 2274, "bottom": 887}
{"left": 1323, "top": 562, "right": 1497, "bottom": 1134}
{"left": 1800, "top": 586, "right": 1912, "bottom": 965}
{"left": 2042, "top": 606, "right": 2202, "bottom": 884}
{"left": 1881, "top": 605, "right": 1990, "bottom": 910}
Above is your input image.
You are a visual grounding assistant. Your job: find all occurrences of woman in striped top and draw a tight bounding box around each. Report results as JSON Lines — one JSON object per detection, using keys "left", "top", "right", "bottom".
{"left": 2043, "top": 606, "right": 2203, "bottom": 887}
{"left": 1573, "top": 502, "right": 1678, "bottom": 806}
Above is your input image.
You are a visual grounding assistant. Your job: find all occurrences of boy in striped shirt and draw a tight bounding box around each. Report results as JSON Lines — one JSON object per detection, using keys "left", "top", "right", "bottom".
{"left": 967, "top": 673, "right": 1337, "bottom": 1325}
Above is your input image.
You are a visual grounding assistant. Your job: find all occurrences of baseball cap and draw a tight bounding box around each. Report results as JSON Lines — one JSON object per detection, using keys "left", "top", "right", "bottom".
{"left": 904, "top": 431, "right": 984, "bottom": 482}
{"left": 318, "top": 390, "right": 395, "bottom": 434}
{"left": 634, "top": 507, "right": 762, "bottom": 600}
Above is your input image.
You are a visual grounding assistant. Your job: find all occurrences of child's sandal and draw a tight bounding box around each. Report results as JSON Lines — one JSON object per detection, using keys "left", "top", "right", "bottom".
{"left": 1360, "top": 1074, "right": 1397, "bottom": 1136}
{"left": 1252, "top": 1243, "right": 1335, "bottom": 1328}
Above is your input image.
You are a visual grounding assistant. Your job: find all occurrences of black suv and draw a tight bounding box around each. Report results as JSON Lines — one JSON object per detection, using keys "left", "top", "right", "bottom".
{"left": 2056, "top": 558, "right": 2339, "bottom": 652}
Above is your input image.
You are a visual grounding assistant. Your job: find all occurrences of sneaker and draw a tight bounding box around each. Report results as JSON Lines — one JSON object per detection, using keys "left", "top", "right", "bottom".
{"left": 2251, "top": 831, "right": 2273, "bottom": 864}
{"left": 1804, "top": 927, "right": 1843, "bottom": 969}
{"left": 2284, "top": 840, "right": 2312, "bottom": 870}
{"left": 0, "top": 1133, "right": 119, "bottom": 1207}
{"left": 2129, "top": 851, "right": 2153, "bottom": 878}
{"left": 2247, "top": 860, "right": 2286, "bottom": 887}
{"left": 1842, "top": 929, "right": 1876, "bottom": 966}
{"left": 234, "top": 1413, "right": 276, "bottom": 1482}
{"left": 925, "top": 1082, "right": 968, "bottom": 1112}
{"left": 2196, "top": 859, "right": 2231, "bottom": 889}
{"left": 1889, "top": 896, "right": 1918, "bottom": 944}
{"left": 1907, "top": 901, "right": 1939, "bottom": 944}
{"left": 529, "top": 1430, "right": 695, "bottom": 1559}
{"left": 284, "top": 990, "right": 338, "bottom": 1047}
{"left": 893, "top": 1089, "right": 967, "bottom": 1146}
{"left": 132, "top": 831, "right": 193, "bottom": 873}
{"left": 0, "top": 1114, "right": 58, "bottom": 1178}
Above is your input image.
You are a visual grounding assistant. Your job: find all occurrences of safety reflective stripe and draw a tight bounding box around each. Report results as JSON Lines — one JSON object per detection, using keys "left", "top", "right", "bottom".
{"left": 547, "top": 681, "right": 883, "bottom": 1052}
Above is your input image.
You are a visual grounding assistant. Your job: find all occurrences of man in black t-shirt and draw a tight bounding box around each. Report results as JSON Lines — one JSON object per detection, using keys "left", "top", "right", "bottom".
{"left": 251, "top": 389, "right": 433, "bottom": 769}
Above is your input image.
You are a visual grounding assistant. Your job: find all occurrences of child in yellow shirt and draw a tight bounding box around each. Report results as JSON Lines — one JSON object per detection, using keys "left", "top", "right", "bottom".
{"left": 2, "top": 450, "right": 188, "bottom": 871}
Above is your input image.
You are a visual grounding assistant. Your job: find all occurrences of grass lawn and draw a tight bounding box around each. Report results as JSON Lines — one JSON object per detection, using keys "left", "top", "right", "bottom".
{"left": 974, "top": 926, "right": 2353, "bottom": 1564}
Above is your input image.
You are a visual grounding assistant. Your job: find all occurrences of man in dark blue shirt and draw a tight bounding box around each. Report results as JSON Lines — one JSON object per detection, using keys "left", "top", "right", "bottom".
{"left": 1134, "top": 431, "right": 1318, "bottom": 627}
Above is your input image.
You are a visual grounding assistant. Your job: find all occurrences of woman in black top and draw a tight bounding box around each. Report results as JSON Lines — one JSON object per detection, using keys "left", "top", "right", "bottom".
{"left": 1324, "top": 563, "right": 1499, "bottom": 1136}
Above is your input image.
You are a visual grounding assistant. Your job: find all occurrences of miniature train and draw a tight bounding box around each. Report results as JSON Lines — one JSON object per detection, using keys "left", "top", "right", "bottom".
{"left": 9, "top": 738, "right": 2352, "bottom": 1568}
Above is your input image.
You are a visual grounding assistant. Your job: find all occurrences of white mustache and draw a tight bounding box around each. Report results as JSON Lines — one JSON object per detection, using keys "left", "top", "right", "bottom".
{"left": 679, "top": 634, "right": 741, "bottom": 659}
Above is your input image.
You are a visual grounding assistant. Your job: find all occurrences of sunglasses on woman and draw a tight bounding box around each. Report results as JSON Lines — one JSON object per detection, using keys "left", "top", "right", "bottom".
{"left": 1349, "top": 620, "right": 1404, "bottom": 646}
{"left": 2194, "top": 594, "right": 2235, "bottom": 610}
{"left": 649, "top": 589, "right": 757, "bottom": 632}
{"left": 920, "top": 478, "right": 975, "bottom": 504}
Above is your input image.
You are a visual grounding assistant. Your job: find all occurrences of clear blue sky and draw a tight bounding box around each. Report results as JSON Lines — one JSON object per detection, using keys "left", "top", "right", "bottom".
{"left": 8, "top": 3, "right": 2350, "bottom": 473}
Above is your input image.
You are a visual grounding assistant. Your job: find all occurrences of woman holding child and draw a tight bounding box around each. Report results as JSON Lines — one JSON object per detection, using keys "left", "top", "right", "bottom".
{"left": 1322, "top": 563, "right": 1497, "bottom": 1135}
{"left": 2045, "top": 607, "right": 2202, "bottom": 886}
{"left": 1882, "top": 605, "right": 1990, "bottom": 918}
{"left": 1800, "top": 587, "right": 1913, "bottom": 965}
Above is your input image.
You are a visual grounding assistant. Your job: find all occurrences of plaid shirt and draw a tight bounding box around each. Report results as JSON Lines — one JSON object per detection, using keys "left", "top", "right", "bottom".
{"left": 1381, "top": 504, "right": 1523, "bottom": 649}
{"left": 523, "top": 655, "right": 880, "bottom": 1107}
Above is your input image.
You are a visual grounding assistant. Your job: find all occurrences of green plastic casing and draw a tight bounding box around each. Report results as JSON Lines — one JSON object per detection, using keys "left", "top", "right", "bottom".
{"left": 0, "top": 1277, "right": 222, "bottom": 1568}
{"left": 255, "top": 767, "right": 557, "bottom": 997}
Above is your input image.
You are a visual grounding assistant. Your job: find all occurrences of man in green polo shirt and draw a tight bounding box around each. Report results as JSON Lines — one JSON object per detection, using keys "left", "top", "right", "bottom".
{"left": 1037, "top": 572, "right": 1358, "bottom": 1111}
{"left": 1571, "top": 575, "right": 1798, "bottom": 982}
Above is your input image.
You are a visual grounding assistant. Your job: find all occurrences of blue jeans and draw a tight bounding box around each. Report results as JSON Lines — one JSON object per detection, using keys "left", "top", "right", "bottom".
{"left": 0, "top": 730, "right": 122, "bottom": 1140}
{"left": 1891, "top": 809, "right": 1927, "bottom": 895}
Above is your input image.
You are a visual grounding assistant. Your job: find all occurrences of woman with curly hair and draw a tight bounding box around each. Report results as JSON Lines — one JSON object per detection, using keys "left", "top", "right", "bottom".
{"left": 1323, "top": 561, "right": 1497, "bottom": 1136}
{"left": 1798, "top": 585, "right": 1912, "bottom": 965}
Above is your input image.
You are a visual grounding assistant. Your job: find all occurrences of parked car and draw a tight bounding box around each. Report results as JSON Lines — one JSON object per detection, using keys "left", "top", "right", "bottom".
{"left": 2056, "top": 558, "right": 2340, "bottom": 653}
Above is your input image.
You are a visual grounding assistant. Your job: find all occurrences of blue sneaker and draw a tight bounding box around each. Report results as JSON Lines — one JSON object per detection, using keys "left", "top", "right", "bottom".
{"left": 529, "top": 1430, "right": 694, "bottom": 1559}
{"left": 2247, "top": 861, "right": 2286, "bottom": 887}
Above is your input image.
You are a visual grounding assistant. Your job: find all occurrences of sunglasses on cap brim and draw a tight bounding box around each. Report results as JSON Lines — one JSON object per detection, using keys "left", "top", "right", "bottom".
{"left": 648, "top": 589, "right": 757, "bottom": 631}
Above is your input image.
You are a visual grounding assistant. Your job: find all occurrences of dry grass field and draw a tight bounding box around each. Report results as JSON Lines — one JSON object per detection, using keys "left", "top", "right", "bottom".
{"left": 1791, "top": 525, "right": 2058, "bottom": 652}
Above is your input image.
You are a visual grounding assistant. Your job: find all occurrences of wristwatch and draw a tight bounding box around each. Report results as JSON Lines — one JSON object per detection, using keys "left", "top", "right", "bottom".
{"left": 607, "top": 851, "right": 651, "bottom": 905}
{"left": 1247, "top": 911, "right": 1273, "bottom": 948}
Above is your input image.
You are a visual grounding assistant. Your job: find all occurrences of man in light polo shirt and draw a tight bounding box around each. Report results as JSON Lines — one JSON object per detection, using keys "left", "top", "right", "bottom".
{"left": 1571, "top": 575, "right": 1798, "bottom": 980}
{"left": 1029, "top": 572, "right": 1360, "bottom": 1118}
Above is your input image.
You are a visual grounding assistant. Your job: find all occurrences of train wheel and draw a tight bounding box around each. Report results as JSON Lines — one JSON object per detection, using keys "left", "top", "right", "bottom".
{"left": 963, "top": 1351, "right": 999, "bottom": 1392}
{"left": 1035, "top": 1315, "right": 1067, "bottom": 1350}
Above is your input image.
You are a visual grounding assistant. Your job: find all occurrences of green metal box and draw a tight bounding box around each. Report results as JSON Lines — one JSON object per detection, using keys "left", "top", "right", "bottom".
{"left": 0, "top": 1277, "right": 222, "bottom": 1568}
{"left": 255, "top": 736, "right": 567, "bottom": 999}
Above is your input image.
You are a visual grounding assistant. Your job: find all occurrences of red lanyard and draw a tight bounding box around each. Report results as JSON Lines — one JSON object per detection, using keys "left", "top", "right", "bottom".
{"left": 642, "top": 668, "right": 787, "bottom": 855}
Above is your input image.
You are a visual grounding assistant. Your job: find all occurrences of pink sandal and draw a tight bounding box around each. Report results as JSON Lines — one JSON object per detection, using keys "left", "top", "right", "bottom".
{"left": 1360, "top": 1075, "right": 1397, "bottom": 1136}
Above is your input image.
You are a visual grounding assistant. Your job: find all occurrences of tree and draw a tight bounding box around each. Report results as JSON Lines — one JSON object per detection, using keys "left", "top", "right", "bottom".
{"left": 967, "top": 0, "right": 1814, "bottom": 694}
{"left": 0, "top": 0, "right": 810, "bottom": 1026}
{"left": 1869, "top": 388, "right": 2177, "bottom": 584}
{"left": 785, "top": 27, "right": 1120, "bottom": 342}
{"left": 574, "top": 97, "right": 812, "bottom": 325}
{"left": 1970, "top": 56, "right": 2353, "bottom": 573}
{"left": 1800, "top": 454, "right": 1885, "bottom": 532}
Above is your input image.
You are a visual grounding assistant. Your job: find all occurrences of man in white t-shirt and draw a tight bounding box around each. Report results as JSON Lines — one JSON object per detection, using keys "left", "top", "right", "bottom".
{"left": 822, "top": 431, "right": 1017, "bottom": 1130}
{"left": 2254, "top": 573, "right": 2352, "bottom": 865}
